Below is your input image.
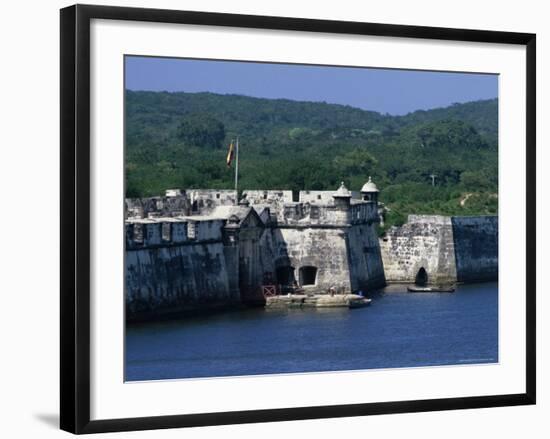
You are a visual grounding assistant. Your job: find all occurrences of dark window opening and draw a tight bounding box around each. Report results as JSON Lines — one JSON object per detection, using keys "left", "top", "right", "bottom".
{"left": 415, "top": 267, "right": 428, "bottom": 286}
{"left": 276, "top": 266, "right": 295, "bottom": 286}
{"left": 299, "top": 266, "right": 318, "bottom": 286}
{"left": 317, "top": 194, "right": 322, "bottom": 200}
{"left": 216, "top": 193, "right": 220, "bottom": 199}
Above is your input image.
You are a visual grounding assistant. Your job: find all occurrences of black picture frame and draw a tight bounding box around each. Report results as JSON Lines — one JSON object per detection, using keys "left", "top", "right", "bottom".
{"left": 60, "top": 4, "right": 536, "bottom": 434}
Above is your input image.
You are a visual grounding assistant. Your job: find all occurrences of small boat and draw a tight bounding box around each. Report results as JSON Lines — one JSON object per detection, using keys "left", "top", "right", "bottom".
{"left": 407, "top": 285, "right": 455, "bottom": 293}
{"left": 348, "top": 297, "right": 372, "bottom": 308}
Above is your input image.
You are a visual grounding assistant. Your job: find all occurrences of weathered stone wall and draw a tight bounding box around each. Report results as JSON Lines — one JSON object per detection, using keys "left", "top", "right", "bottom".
{"left": 235, "top": 212, "right": 266, "bottom": 304}
{"left": 298, "top": 190, "right": 361, "bottom": 204}
{"left": 184, "top": 218, "right": 225, "bottom": 241}
{"left": 125, "top": 190, "right": 236, "bottom": 220}
{"left": 187, "top": 189, "right": 236, "bottom": 214}
{"left": 125, "top": 186, "right": 389, "bottom": 319}
{"left": 279, "top": 203, "right": 350, "bottom": 226}
{"left": 298, "top": 190, "right": 335, "bottom": 204}
{"left": 379, "top": 215, "right": 457, "bottom": 284}
{"left": 125, "top": 196, "right": 190, "bottom": 219}
{"left": 242, "top": 190, "right": 292, "bottom": 205}
{"left": 268, "top": 227, "right": 352, "bottom": 293}
{"left": 379, "top": 215, "right": 498, "bottom": 284}
{"left": 126, "top": 241, "right": 238, "bottom": 319}
{"left": 347, "top": 223, "right": 386, "bottom": 291}
{"left": 452, "top": 216, "right": 498, "bottom": 282}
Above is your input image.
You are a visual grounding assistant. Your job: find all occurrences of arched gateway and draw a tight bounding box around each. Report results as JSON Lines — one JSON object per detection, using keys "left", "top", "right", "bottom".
{"left": 415, "top": 267, "right": 428, "bottom": 286}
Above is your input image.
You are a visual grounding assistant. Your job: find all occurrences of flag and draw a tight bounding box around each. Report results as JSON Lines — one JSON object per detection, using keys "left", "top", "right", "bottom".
{"left": 226, "top": 141, "right": 235, "bottom": 167}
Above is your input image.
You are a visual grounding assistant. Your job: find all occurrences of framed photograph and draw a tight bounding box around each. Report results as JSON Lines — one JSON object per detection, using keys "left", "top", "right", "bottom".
{"left": 60, "top": 4, "right": 536, "bottom": 434}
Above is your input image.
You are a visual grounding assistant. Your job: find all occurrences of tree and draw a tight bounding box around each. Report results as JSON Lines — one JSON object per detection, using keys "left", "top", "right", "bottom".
{"left": 333, "top": 148, "right": 377, "bottom": 176}
{"left": 176, "top": 113, "right": 226, "bottom": 149}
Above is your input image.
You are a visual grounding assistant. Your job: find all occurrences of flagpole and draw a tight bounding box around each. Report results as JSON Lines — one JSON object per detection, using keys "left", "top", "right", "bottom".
{"left": 234, "top": 136, "right": 239, "bottom": 205}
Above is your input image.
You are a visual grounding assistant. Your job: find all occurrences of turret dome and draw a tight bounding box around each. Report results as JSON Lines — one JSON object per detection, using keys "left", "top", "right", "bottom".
{"left": 333, "top": 181, "right": 352, "bottom": 198}
{"left": 361, "top": 176, "right": 379, "bottom": 193}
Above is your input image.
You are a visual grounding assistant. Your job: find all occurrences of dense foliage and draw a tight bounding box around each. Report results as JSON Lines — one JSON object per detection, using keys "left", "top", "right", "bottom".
{"left": 125, "top": 91, "right": 498, "bottom": 230}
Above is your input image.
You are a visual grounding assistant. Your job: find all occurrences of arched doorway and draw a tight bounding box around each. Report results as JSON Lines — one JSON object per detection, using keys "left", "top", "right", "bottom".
{"left": 415, "top": 267, "right": 428, "bottom": 286}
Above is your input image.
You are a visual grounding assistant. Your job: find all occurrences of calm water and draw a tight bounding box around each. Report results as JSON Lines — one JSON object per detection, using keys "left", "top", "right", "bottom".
{"left": 125, "top": 283, "right": 498, "bottom": 381}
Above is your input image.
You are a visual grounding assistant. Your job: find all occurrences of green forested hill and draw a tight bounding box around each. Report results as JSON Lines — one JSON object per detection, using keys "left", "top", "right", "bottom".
{"left": 396, "top": 99, "right": 498, "bottom": 145}
{"left": 125, "top": 91, "right": 498, "bottom": 230}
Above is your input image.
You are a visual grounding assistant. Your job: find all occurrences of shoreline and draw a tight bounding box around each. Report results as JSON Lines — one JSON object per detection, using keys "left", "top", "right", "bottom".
{"left": 126, "top": 279, "right": 498, "bottom": 324}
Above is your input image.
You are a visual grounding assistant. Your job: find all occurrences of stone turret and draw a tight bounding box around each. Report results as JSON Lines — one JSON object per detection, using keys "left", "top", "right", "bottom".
{"left": 361, "top": 176, "right": 379, "bottom": 203}
{"left": 332, "top": 181, "right": 352, "bottom": 210}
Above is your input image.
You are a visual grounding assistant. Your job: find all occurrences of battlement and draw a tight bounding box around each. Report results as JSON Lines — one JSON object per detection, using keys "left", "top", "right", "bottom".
{"left": 276, "top": 202, "right": 346, "bottom": 226}
{"left": 125, "top": 216, "right": 225, "bottom": 249}
{"left": 125, "top": 195, "right": 190, "bottom": 219}
{"left": 126, "top": 180, "right": 382, "bottom": 227}
{"left": 187, "top": 189, "right": 237, "bottom": 213}
{"left": 274, "top": 199, "right": 379, "bottom": 226}
{"left": 125, "top": 189, "right": 237, "bottom": 220}
{"left": 350, "top": 201, "right": 380, "bottom": 225}
{"left": 242, "top": 190, "right": 293, "bottom": 205}
{"left": 299, "top": 190, "right": 360, "bottom": 204}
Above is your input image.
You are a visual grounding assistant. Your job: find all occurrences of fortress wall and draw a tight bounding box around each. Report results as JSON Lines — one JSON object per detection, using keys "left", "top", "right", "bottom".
{"left": 187, "top": 190, "right": 236, "bottom": 215}
{"left": 237, "top": 235, "right": 265, "bottom": 303}
{"left": 125, "top": 190, "right": 237, "bottom": 220}
{"left": 258, "top": 228, "right": 277, "bottom": 276}
{"left": 350, "top": 201, "right": 379, "bottom": 224}
{"left": 242, "top": 190, "right": 293, "bottom": 220}
{"left": 124, "top": 188, "right": 390, "bottom": 318}
{"left": 187, "top": 189, "right": 237, "bottom": 205}
{"left": 234, "top": 218, "right": 267, "bottom": 304}
{"left": 299, "top": 190, "right": 335, "bottom": 203}
{"left": 125, "top": 241, "right": 238, "bottom": 319}
{"left": 347, "top": 224, "right": 386, "bottom": 291}
{"left": 379, "top": 215, "right": 457, "bottom": 284}
{"left": 222, "top": 244, "right": 240, "bottom": 300}
{"left": 187, "top": 219, "right": 225, "bottom": 241}
{"left": 269, "top": 227, "right": 352, "bottom": 293}
{"left": 125, "top": 196, "right": 190, "bottom": 219}
{"left": 243, "top": 190, "right": 293, "bottom": 205}
{"left": 280, "top": 203, "right": 350, "bottom": 226}
{"left": 451, "top": 216, "right": 498, "bottom": 282}
{"left": 126, "top": 219, "right": 225, "bottom": 249}
{"left": 299, "top": 190, "right": 361, "bottom": 203}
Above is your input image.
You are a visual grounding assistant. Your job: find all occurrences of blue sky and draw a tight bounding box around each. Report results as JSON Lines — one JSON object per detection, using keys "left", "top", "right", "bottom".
{"left": 125, "top": 56, "right": 498, "bottom": 116}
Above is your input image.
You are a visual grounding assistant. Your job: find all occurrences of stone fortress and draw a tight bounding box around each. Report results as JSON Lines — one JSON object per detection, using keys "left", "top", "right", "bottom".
{"left": 125, "top": 178, "right": 498, "bottom": 320}
{"left": 380, "top": 214, "right": 498, "bottom": 285}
